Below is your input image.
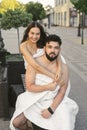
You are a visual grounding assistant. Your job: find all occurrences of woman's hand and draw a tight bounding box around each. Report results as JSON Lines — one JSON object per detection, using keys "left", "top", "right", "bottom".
{"left": 41, "top": 109, "right": 51, "bottom": 119}
{"left": 54, "top": 57, "right": 65, "bottom": 87}
{"left": 54, "top": 56, "right": 62, "bottom": 81}
{"left": 47, "top": 81, "right": 57, "bottom": 91}
{"left": 55, "top": 74, "right": 65, "bottom": 87}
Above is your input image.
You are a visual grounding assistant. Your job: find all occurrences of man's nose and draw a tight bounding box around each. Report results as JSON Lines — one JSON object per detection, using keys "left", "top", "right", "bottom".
{"left": 51, "top": 48, "right": 55, "bottom": 52}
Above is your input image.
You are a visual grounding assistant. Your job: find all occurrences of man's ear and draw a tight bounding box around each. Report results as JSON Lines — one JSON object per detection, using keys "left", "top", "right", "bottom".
{"left": 43, "top": 46, "right": 45, "bottom": 51}
{"left": 59, "top": 47, "right": 61, "bottom": 52}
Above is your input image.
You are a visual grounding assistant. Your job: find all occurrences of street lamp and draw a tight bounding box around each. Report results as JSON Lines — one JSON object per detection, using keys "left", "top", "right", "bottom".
{"left": 0, "top": 20, "right": 4, "bottom": 49}
{"left": 77, "top": 11, "right": 81, "bottom": 36}
{"left": 0, "top": 20, "right": 6, "bottom": 66}
{"left": 46, "top": 5, "right": 52, "bottom": 29}
{"left": 81, "top": 12, "right": 84, "bottom": 45}
{"left": 0, "top": 29, "right": 4, "bottom": 49}
{"left": 71, "top": 0, "right": 81, "bottom": 36}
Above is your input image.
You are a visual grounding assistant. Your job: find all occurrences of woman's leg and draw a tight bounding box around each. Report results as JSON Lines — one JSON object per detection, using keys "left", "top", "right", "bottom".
{"left": 13, "top": 112, "right": 31, "bottom": 130}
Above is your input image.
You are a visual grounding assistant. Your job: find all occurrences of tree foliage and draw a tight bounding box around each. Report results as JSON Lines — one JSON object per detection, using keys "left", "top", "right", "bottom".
{"left": 71, "top": 0, "right": 87, "bottom": 14}
{"left": 0, "top": 8, "right": 32, "bottom": 51}
{"left": 1, "top": 8, "right": 32, "bottom": 29}
{"left": 25, "top": 2, "right": 46, "bottom": 21}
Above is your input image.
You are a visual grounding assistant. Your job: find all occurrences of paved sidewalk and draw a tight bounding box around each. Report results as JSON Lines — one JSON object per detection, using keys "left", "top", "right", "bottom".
{"left": 0, "top": 118, "right": 10, "bottom": 130}
{"left": 47, "top": 27, "right": 87, "bottom": 130}
{"left": 0, "top": 26, "right": 87, "bottom": 130}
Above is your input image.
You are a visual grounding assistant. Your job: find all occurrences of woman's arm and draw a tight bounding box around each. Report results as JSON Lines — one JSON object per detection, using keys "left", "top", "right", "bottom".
{"left": 25, "top": 65, "right": 57, "bottom": 93}
{"left": 55, "top": 55, "right": 67, "bottom": 86}
{"left": 20, "top": 43, "right": 55, "bottom": 79}
{"left": 55, "top": 56, "right": 62, "bottom": 81}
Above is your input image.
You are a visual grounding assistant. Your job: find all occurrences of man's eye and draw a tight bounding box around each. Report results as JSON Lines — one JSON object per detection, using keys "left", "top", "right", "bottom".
{"left": 55, "top": 47, "right": 59, "bottom": 49}
{"left": 48, "top": 46, "right": 52, "bottom": 48}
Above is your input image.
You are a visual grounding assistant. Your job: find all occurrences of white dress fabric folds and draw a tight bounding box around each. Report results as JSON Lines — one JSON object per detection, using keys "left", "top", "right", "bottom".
{"left": 10, "top": 49, "right": 79, "bottom": 130}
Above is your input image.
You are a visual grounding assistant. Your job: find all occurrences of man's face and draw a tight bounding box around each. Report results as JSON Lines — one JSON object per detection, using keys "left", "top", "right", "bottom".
{"left": 44, "top": 41, "right": 61, "bottom": 61}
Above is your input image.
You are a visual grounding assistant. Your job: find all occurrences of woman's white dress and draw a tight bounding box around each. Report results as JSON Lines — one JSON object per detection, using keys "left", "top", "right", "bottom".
{"left": 10, "top": 49, "right": 79, "bottom": 130}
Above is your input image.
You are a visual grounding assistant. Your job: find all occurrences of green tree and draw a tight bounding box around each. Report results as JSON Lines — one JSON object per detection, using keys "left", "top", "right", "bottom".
{"left": 71, "top": 0, "right": 87, "bottom": 14}
{"left": 25, "top": 2, "right": 46, "bottom": 21}
{"left": 1, "top": 8, "right": 32, "bottom": 52}
{"left": 71, "top": 0, "right": 87, "bottom": 43}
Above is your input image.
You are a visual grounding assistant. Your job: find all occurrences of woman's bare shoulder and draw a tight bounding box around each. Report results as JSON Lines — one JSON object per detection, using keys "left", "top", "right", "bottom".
{"left": 20, "top": 41, "right": 29, "bottom": 53}
{"left": 20, "top": 41, "right": 28, "bottom": 48}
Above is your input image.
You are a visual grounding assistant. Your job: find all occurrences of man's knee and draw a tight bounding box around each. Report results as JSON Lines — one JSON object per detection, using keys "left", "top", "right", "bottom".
{"left": 12, "top": 114, "right": 27, "bottom": 129}
{"left": 13, "top": 118, "right": 28, "bottom": 130}
{"left": 13, "top": 118, "right": 20, "bottom": 128}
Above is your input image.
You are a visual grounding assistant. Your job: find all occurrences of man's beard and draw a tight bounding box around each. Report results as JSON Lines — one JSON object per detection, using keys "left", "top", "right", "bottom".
{"left": 45, "top": 52, "right": 58, "bottom": 61}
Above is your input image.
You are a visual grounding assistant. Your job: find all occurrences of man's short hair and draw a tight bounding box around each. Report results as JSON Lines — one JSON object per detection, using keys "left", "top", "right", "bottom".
{"left": 45, "top": 34, "right": 62, "bottom": 46}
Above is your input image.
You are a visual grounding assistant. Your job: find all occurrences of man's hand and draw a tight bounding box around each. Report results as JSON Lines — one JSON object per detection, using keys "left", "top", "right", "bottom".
{"left": 54, "top": 73, "right": 65, "bottom": 86}
{"left": 55, "top": 76, "right": 65, "bottom": 87}
{"left": 41, "top": 109, "right": 51, "bottom": 119}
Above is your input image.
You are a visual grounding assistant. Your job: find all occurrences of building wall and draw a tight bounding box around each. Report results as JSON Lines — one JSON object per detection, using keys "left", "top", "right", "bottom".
{"left": 53, "top": 0, "right": 80, "bottom": 27}
{"left": 54, "top": 0, "right": 75, "bottom": 27}
{"left": 43, "top": 0, "right": 87, "bottom": 27}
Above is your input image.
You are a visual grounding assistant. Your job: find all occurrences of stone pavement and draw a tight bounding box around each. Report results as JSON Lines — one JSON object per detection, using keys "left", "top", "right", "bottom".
{"left": 0, "top": 118, "right": 10, "bottom": 130}
{"left": 0, "top": 26, "right": 87, "bottom": 130}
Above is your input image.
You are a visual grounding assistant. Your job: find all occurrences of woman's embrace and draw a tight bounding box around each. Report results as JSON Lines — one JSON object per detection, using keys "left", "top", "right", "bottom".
{"left": 10, "top": 34, "right": 79, "bottom": 130}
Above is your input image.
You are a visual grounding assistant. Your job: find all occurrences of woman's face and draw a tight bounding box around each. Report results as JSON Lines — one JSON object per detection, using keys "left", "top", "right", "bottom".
{"left": 28, "top": 27, "right": 40, "bottom": 43}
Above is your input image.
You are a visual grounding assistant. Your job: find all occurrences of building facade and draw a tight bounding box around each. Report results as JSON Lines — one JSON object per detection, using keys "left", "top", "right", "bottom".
{"left": 54, "top": 0, "right": 78, "bottom": 27}
{"left": 53, "top": 0, "right": 87, "bottom": 27}
{"left": 42, "top": 0, "right": 87, "bottom": 27}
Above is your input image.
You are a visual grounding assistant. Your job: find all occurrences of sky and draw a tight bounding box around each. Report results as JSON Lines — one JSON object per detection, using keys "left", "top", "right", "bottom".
{"left": 17, "top": 0, "right": 54, "bottom": 7}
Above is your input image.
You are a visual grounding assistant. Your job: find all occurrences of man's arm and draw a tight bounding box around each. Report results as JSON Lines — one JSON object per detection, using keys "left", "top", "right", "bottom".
{"left": 41, "top": 64, "right": 69, "bottom": 118}
{"left": 25, "top": 64, "right": 57, "bottom": 93}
